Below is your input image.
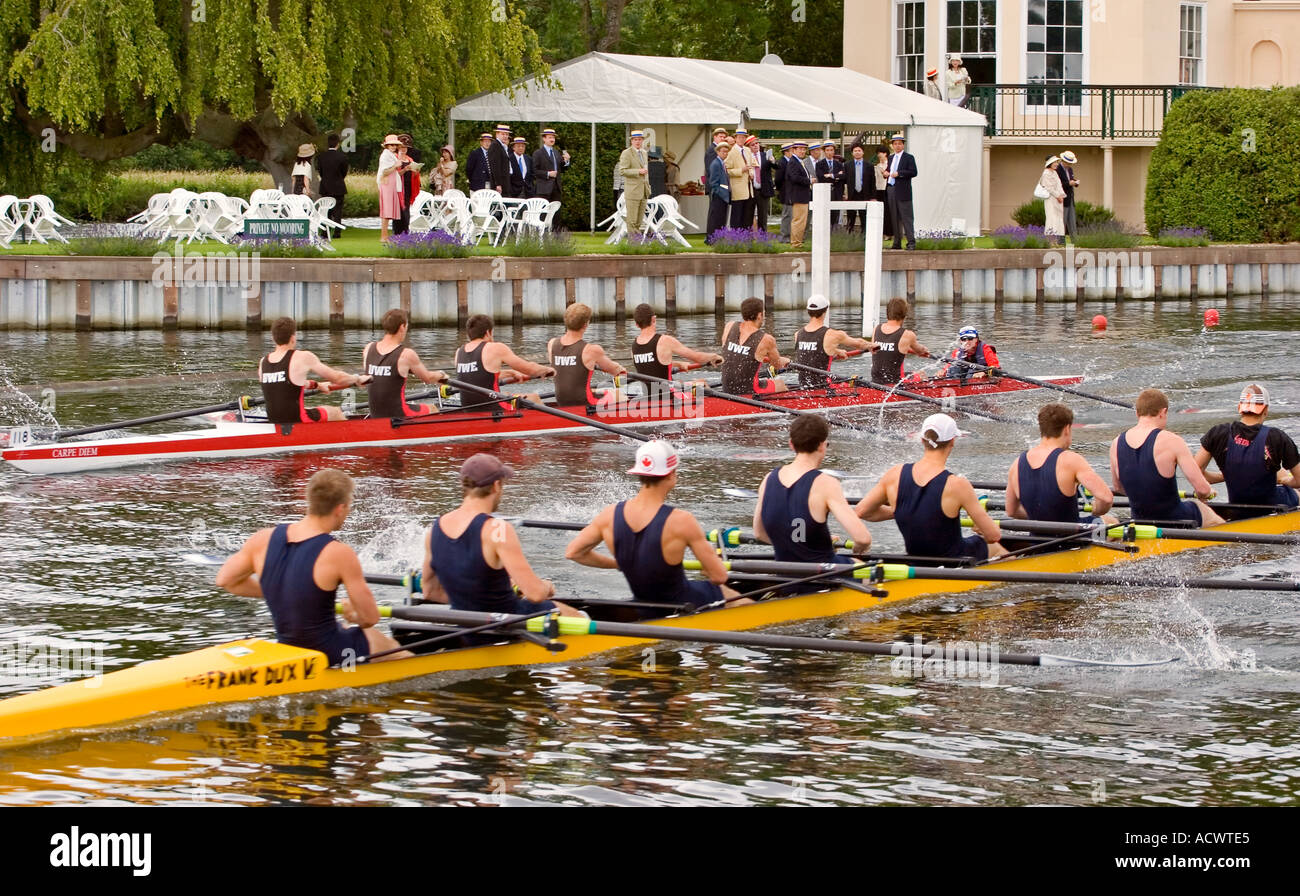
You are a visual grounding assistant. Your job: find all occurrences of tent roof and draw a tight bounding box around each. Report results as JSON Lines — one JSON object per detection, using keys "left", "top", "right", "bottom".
{"left": 451, "top": 52, "right": 985, "bottom": 130}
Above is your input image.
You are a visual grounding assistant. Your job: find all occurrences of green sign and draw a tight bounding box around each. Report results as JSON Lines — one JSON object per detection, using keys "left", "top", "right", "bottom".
{"left": 243, "top": 219, "right": 311, "bottom": 239}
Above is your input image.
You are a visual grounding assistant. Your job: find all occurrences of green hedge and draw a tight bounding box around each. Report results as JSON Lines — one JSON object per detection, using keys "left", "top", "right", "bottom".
{"left": 1011, "top": 199, "right": 1116, "bottom": 229}
{"left": 1146, "top": 87, "right": 1300, "bottom": 242}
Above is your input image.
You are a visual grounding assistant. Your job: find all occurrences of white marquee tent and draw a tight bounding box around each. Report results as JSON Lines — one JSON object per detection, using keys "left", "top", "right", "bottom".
{"left": 450, "top": 52, "right": 987, "bottom": 235}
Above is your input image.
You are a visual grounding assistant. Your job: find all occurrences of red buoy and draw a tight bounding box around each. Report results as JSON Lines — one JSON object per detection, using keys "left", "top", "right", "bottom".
{"left": 1204, "top": 308, "right": 1220, "bottom": 327}
{"left": 1091, "top": 314, "right": 1107, "bottom": 330}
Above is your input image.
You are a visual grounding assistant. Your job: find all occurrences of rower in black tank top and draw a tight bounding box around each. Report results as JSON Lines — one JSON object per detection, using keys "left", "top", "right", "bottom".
{"left": 551, "top": 338, "right": 595, "bottom": 406}
{"left": 364, "top": 343, "right": 412, "bottom": 418}
{"left": 793, "top": 325, "right": 831, "bottom": 389}
{"left": 871, "top": 323, "right": 908, "bottom": 384}
{"left": 632, "top": 333, "right": 672, "bottom": 381}
{"left": 720, "top": 322, "right": 766, "bottom": 394}
{"left": 260, "top": 350, "right": 322, "bottom": 424}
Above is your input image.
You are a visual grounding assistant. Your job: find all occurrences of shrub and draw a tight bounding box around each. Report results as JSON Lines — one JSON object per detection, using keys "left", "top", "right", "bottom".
{"left": 707, "top": 227, "right": 783, "bottom": 253}
{"left": 1011, "top": 199, "right": 1114, "bottom": 229}
{"left": 56, "top": 230, "right": 164, "bottom": 256}
{"left": 915, "top": 229, "right": 970, "bottom": 250}
{"left": 382, "top": 230, "right": 472, "bottom": 258}
{"left": 990, "top": 224, "right": 1052, "bottom": 249}
{"left": 828, "top": 230, "right": 866, "bottom": 252}
{"left": 1153, "top": 226, "right": 1211, "bottom": 247}
{"left": 228, "top": 236, "right": 329, "bottom": 257}
{"left": 1071, "top": 221, "right": 1142, "bottom": 248}
{"left": 1146, "top": 86, "right": 1300, "bottom": 242}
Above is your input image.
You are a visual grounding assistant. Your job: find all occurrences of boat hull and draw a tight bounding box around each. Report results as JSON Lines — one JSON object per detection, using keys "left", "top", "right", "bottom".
{"left": 2, "top": 375, "right": 1080, "bottom": 474}
{"left": 1, "top": 508, "right": 1295, "bottom": 745}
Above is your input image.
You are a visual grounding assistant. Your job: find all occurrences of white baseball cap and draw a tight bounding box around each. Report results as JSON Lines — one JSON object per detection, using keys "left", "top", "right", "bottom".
{"left": 1238, "top": 385, "right": 1270, "bottom": 409}
{"left": 628, "top": 439, "right": 679, "bottom": 476}
{"left": 920, "top": 413, "right": 960, "bottom": 447}
{"left": 806, "top": 294, "right": 829, "bottom": 311}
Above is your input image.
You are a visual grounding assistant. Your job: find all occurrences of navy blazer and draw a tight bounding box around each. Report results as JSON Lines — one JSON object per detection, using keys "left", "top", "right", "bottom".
{"left": 885, "top": 152, "right": 918, "bottom": 202}
{"left": 845, "top": 157, "right": 873, "bottom": 201}
{"left": 707, "top": 157, "right": 731, "bottom": 202}
{"left": 815, "top": 158, "right": 845, "bottom": 198}
{"left": 785, "top": 156, "right": 812, "bottom": 204}
{"left": 466, "top": 146, "right": 493, "bottom": 191}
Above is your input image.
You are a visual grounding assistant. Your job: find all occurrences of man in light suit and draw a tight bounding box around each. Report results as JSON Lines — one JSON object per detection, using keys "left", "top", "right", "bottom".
{"left": 885, "top": 133, "right": 918, "bottom": 250}
{"left": 466, "top": 133, "right": 494, "bottom": 192}
{"left": 532, "top": 128, "right": 570, "bottom": 203}
{"left": 618, "top": 130, "right": 651, "bottom": 237}
{"left": 815, "top": 141, "right": 845, "bottom": 229}
{"left": 509, "top": 136, "right": 534, "bottom": 198}
{"left": 844, "top": 144, "right": 872, "bottom": 234}
{"left": 706, "top": 142, "right": 732, "bottom": 241}
{"left": 726, "top": 129, "right": 755, "bottom": 229}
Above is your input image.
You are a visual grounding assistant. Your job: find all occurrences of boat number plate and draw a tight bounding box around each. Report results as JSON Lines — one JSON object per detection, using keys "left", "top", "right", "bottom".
{"left": 6, "top": 426, "right": 32, "bottom": 449}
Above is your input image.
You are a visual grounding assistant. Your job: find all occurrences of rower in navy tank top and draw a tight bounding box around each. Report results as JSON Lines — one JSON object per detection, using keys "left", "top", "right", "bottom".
{"left": 1110, "top": 389, "right": 1222, "bottom": 526}
{"left": 1016, "top": 449, "right": 1083, "bottom": 523}
{"left": 760, "top": 468, "right": 837, "bottom": 562}
{"left": 215, "top": 469, "right": 407, "bottom": 665}
{"left": 1196, "top": 385, "right": 1300, "bottom": 519}
{"left": 894, "top": 464, "right": 990, "bottom": 560}
{"left": 1007, "top": 403, "right": 1116, "bottom": 525}
{"left": 427, "top": 513, "right": 553, "bottom": 614}
{"left": 566, "top": 441, "right": 746, "bottom": 618}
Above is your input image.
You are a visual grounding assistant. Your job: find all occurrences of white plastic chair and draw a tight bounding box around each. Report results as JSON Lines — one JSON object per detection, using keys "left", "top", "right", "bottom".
{"left": 128, "top": 193, "right": 171, "bottom": 232}
{"left": 441, "top": 196, "right": 474, "bottom": 240}
{"left": 601, "top": 194, "right": 628, "bottom": 244}
{"left": 23, "top": 195, "right": 74, "bottom": 244}
{"left": 408, "top": 191, "right": 436, "bottom": 232}
{"left": 643, "top": 195, "right": 694, "bottom": 247}
{"left": 516, "top": 198, "right": 552, "bottom": 239}
{"left": 0, "top": 195, "right": 22, "bottom": 249}
{"left": 495, "top": 198, "right": 529, "bottom": 245}
{"left": 467, "top": 191, "right": 504, "bottom": 245}
{"left": 312, "top": 197, "right": 344, "bottom": 247}
{"left": 157, "top": 192, "right": 201, "bottom": 243}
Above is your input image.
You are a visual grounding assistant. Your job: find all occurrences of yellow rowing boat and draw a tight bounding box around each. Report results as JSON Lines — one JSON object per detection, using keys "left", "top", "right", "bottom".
{"left": 1, "top": 509, "right": 1296, "bottom": 746}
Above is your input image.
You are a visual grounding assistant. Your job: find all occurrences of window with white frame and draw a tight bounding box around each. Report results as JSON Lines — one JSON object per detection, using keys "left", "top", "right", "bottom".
{"left": 947, "top": 1, "right": 997, "bottom": 91}
{"left": 1026, "top": 0, "right": 1083, "bottom": 107}
{"left": 896, "top": 1, "right": 927, "bottom": 93}
{"left": 1180, "top": 4, "right": 1204, "bottom": 86}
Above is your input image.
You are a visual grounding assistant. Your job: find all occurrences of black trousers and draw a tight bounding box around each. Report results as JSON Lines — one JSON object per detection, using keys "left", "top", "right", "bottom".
{"left": 729, "top": 197, "right": 753, "bottom": 229}
{"left": 755, "top": 195, "right": 769, "bottom": 231}
{"left": 887, "top": 187, "right": 914, "bottom": 249}
{"left": 876, "top": 190, "right": 892, "bottom": 236}
{"left": 707, "top": 196, "right": 730, "bottom": 240}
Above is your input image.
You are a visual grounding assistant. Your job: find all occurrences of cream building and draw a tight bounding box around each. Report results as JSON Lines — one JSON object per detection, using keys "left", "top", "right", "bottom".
{"left": 844, "top": 0, "right": 1300, "bottom": 231}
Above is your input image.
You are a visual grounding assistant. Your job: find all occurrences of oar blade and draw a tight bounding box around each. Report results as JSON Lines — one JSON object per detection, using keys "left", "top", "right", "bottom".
{"left": 1037, "top": 653, "right": 1181, "bottom": 668}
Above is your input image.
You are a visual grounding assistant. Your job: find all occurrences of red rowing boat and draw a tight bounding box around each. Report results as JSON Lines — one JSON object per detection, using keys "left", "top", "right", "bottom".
{"left": 1, "top": 374, "right": 1081, "bottom": 474}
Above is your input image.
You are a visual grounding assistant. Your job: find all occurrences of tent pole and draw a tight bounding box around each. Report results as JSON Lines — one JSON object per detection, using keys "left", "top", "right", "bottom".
{"left": 590, "top": 122, "right": 597, "bottom": 233}
{"left": 448, "top": 116, "right": 455, "bottom": 153}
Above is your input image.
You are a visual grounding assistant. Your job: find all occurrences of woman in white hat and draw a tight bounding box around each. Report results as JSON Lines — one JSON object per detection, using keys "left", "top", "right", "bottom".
{"left": 376, "top": 134, "right": 407, "bottom": 242}
{"left": 946, "top": 56, "right": 971, "bottom": 107}
{"left": 291, "top": 143, "right": 316, "bottom": 198}
{"left": 1039, "top": 156, "right": 1067, "bottom": 243}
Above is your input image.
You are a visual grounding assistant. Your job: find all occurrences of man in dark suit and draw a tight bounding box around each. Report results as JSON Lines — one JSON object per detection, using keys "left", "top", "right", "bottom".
{"left": 509, "top": 136, "right": 534, "bottom": 198}
{"left": 466, "top": 133, "right": 494, "bottom": 192}
{"left": 706, "top": 142, "right": 732, "bottom": 241}
{"left": 774, "top": 143, "right": 792, "bottom": 241}
{"left": 787, "top": 141, "right": 812, "bottom": 249}
{"left": 844, "top": 144, "right": 872, "bottom": 234}
{"left": 488, "top": 124, "right": 513, "bottom": 195}
{"left": 753, "top": 138, "right": 775, "bottom": 233}
{"left": 885, "top": 133, "right": 918, "bottom": 250}
{"left": 815, "top": 141, "right": 846, "bottom": 229}
{"left": 532, "top": 128, "right": 570, "bottom": 203}
{"left": 317, "top": 133, "right": 349, "bottom": 226}
{"left": 702, "top": 127, "right": 729, "bottom": 181}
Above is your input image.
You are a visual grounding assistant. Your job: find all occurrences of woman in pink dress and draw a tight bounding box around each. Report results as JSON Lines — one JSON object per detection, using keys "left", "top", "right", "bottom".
{"left": 377, "top": 134, "right": 406, "bottom": 241}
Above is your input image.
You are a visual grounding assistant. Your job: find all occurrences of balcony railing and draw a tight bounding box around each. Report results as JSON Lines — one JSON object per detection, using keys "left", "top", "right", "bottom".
{"left": 968, "top": 84, "right": 1221, "bottom": 139}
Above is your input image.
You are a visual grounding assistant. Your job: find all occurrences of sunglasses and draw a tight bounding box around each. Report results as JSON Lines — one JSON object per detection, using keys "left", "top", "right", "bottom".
{"left": 960, "top": 336, "right": 976, "bottom": 342}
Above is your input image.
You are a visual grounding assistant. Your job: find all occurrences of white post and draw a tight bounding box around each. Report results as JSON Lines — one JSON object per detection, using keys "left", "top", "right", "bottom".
{"left": 862, "top": 202, "right": 885, "bottom": 338}
{"left": 810, "top": 181, "right": 831, "bottom": 300}
{"left": 590, "top": 122, "right": 597, "bottom": 232}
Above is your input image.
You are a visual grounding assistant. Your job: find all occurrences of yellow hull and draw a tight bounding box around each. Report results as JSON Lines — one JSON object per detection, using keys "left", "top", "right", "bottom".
{"left": 2, "top": 510, "right": 1297, "bottom": 746}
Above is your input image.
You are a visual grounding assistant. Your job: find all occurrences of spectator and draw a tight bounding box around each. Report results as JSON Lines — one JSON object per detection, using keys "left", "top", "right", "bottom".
{"left": 377, "top": 134, "right": 406, "bottom": 242}
{"left": 663, "top": 150, "right": 681, "bottom": 196}
{"left": 317, "top": 135, "right": 348, "bottom": 226}
{"left": 844, "top": 144, "right": 871, "bottom": 233}
{"left": 618, "top": 129, "right": 651, "bottom": 237}
{"left": 703, "top": 127, "right": 729, "bottom": 178}
{"left": 726, "top": 129, "right": 755, "bottom": 229}
{"left": 432, "top": 146, "right": 457, "bottom": 196}
{"left": 885, "top": 133, "right": 917, "bottom": 250}
{"left": 815, "top": 140, "right": 845, "bottom": 229}
{"left": 1059, "top": 150, "right": 1080, "bottom": 238}
{"left": 489, "top": 124, "right": 513, "bottom": 195}
{"left": 775, "top": 142, "right": 793, "bottom": 242}
{"left": 532, "top": 128, "right": 570, "bottom": 203}
{"left": 706, "top": 141, "right": 732, "bottom": 241}
{"left": 1040, "top": 156, "right": 1067, "bottom": 244}
{"left": 787, "top": 141, "right": 812, "bottom": 249}
{"left": 613, "top": 157, "right": 625, "bottom": 205}
{"left": 924, "top": 67, "right": 943, "bottom": 101}
{"left": 393, "top": 134, "right": 422, "bottom": 236}
{"left": 753, "top": 138, "right": 775, "bottom": 233}
{"left": 291, "top": 144, "right": 315, "bottom": 197}
{"left": 465, "top": 133, "right": 494, "bottom": 192}
{"left": 946, "top": 56, "right": 971, "bottom": 107}
{"left": 509, "top": 136, "right": 534, "bottom": 198}
{"left": 874, "top": 148, "right": 893, "bottom": 238}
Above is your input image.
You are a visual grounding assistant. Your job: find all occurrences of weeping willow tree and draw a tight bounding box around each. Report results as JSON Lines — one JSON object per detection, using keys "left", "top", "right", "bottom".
{"left": 0, "top": 0, "right": 548, "bottom": 188}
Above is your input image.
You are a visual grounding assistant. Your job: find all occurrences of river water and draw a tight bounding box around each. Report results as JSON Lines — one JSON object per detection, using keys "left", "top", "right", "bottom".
{"left": 0, "top": 296, "right": 1297, "bottom": 806}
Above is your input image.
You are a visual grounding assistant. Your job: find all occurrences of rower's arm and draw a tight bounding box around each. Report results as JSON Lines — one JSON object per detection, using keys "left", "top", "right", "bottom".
{"left": 830, "top": 330, "right": 874, "bottom": 358}
{"left": 1173, "top": 437, "right": 1215, "bottom": 500}
{"left": 564, "top": 509, "right": 619, "bottom": 570}
{"left": 682, "top": 516, "right": 730, "bottom": 585}
{"left": 493, "top": 344, "right": 554, "bottom": 380}
{"left": 403, "top": 349, "right": 449, "bottom": 385}
{"left": 1193, "top": 446, "right": 1224, "bottom": 485}
{"left": 585, "top": 343, "right": 627, "bottom": 377}
{"left": 333, "top": 545, "right": 380, "bottom": 627}
{"left": 752, "top": 475, "right": 771, "bottom": 544}
{"left": 1108, "top": 438, "right": 1126, "bottom": 495}
{"left": 299, "top": 350, "right": 368, "bottom": 390}
{"left": 1284, "top": 461, "right": 1300, "bottom": 490}
{"left": 1004, "top": 460, "right": 1026, "bottom": 520}
{"left": 1071, "top": 455, "right": 1114, "bottom": 515}
{"left": 492, "top": 520, "right": 556, "bottom": 603}
{"left": 821, "top": 478, "right": 872, "bottom": 552}
{"left": 421, "top": 530, "right": 449, "bottom": 604}
{"left": 955, "top": 478, "right": 1002, "bottom": 544}
{"left": 662, "top": 335, "right": 723, "bottom": 369}
{"left": 854, "top": 472, "right": 897, "bottom": 523}
{"left": 899, "top": 330, "right": 931, "bottom": 358}
{"left": 757, "top": 334, "right": 790, "bottom": 369}
{"left": 215, "top": 529, "right": 269, "bottom": 599}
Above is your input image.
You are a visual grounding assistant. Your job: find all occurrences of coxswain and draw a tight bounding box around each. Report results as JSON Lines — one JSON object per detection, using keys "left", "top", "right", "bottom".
{"left": 363, "top": 309, "right": 448, "bottom": 419}
{"left": 547, "top": 303, "right": 627, "bottom": 407}
{"left": 793, "top": 295, "right": 875, "bottom": 389}
{"left": 940, "top": 325, "right": 999, "bottom": 382}
{"left": 1006, "top": 402, "right": 1117, "bottom": 525}
{"left": 565, "top": 440, "right": 747, "bottom": 617}
{"left": 1194, "top": 384, "right": 1300, "bottom": 519}
{"left": 855, "top": 413, "right": 1007, "bottom": 561}
{"left": 720, "top": 297, "right": 790, "bottom": 394}
{"left": 1108, "top": 388, "right": 1224, "bottom": 525}
{"left": 421, "top": 454, "right": 584, "bottom": 617}
{"left": 259, "top": 316, "right": 369, "bottom": 423}
{"left": 216, "top": 469, "right": 409, "bottom": 664}
{"left": 754, "top": 415, "right": 873, "bottom": 565}
{"left": 871, "top": 298, "right": 931, "bottom": 385}
{"left": 455, "top": 313, "right": 555, "bottom": 406}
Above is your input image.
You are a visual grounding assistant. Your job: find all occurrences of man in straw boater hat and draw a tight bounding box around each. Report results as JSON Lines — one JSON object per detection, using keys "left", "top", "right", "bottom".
{"left": 1109, "top": 389, "right": 1223, "bottom": 526}
{"left": 726, "top": 127, "right": 755, "bottom": 229}
{"left": 217, "top": 469, "right": 409, "bottom": 665}
{"left": 1058, "top": 150, "right": 1080, "bottom": 238}
{"left": 422, "top": 453, "right": 585, "bottom": 617}
{"left": 618, "top": 129, "right": 652, "bottom": 237}
{"left": 786, "top": 140, "right": 812, "bottom": 248}
{"left": 532, "top": 128, "right": 570, "bottom": 201}
{"left": 565, "top": 440, "right": 746, "bottom": 617}
{"left": 704, "top": 126, "right": 730, "bottom": 176}
{"left": 855, "top": 413, "right": 1008, "bottom": 561}
{"left": 774, "top": 142, "right": 794, "bottom": 241}
{"left": 466, "top": 132, "right": 495, "bottom": 192}
{"left": 489, "top": 123, "right": 513, "bottom": 194}
{"left": 1195, "top": 384, "right": 1300, "bottom": 519}
{"left": 885, "top": 132, "right": 917, "bottom": 250}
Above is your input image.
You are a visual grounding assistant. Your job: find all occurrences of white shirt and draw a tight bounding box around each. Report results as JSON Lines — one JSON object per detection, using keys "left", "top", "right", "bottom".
{"left": 888, "top": 152, "right": 901, "bottom": 186}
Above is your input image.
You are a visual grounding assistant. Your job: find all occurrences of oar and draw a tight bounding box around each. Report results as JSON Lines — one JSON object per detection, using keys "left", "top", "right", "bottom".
{"left": 182, "top": 552, "right": 418, "bottom": 588}
{"left": 625, "top": 371, "right": 887, "bottom": 438}
{"left": 692, "top": 557, "right": 1300, "bottom": 594}
{"left": 783, "top": 360, "right": 1023, "bottom": 424}
{"left": 52, "top": 396, "right": 262, "bottom": 440}
{"left": 382, "top": 604, "right": 1175, "bottom": 668}
{"left": 976, "top": 518, "right": 1300, "bottom": 547}
{"left": 446, "top": 378, "right": 653, "bottom": 442}
{"left": 949, "top": 360, "right": 1133, "bottom": 410}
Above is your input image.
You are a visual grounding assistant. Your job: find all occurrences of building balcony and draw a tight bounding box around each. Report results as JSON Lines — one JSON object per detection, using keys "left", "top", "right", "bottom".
{"left": 968, "top": 84, "right": 1222, "bottom": 141}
